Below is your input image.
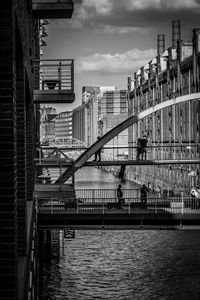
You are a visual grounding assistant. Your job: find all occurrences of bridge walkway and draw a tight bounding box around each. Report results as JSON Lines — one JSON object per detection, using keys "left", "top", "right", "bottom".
{"left": 37, "top": 195, "right": 200, "bottom": 229}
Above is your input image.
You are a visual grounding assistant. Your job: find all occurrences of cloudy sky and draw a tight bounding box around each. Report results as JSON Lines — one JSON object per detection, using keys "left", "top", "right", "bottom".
{"left": 43, "top": 0, "right": 200, "bottom": 111}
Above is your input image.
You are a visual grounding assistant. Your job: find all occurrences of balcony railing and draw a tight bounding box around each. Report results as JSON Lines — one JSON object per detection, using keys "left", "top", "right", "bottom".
{"left": 33, "top": 59, "right": 75, "bottom": 103}
{"left": 37, "top": 59, "right": 74, "bottom": 91}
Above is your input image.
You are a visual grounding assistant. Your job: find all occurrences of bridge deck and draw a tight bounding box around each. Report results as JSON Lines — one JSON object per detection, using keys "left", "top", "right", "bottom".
{"left": 35, "top": 158, "right": 200, "bottom": 167}
{"left": 38, "top": 204, "right": 200, "bottom": 228}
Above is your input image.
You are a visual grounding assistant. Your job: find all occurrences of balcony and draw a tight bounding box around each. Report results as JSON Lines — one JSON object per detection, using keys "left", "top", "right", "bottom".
{"left": 33, "top": 59, "right": 75, "bottom": 103}
{"left": 32, "top": 0, "right": 74, "bottom": 19}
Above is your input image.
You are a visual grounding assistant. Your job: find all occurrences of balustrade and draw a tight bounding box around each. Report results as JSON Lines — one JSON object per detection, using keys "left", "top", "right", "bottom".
{"left": 35, "top": 144, "right": 199, "bottom": 164}
{"left": 36, "top": 188, "right": 200, "bottom": 215}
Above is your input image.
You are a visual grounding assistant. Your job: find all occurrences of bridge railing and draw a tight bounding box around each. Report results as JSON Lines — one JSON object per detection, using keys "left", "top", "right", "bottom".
{"left": 75, "top": 188, "right": 157, "bottom": 199}
{"left": 35, "top": 144, "right": 199, "bottom": 163}
{"left": 37, "top": 195, "right": 200, "bottom": 215}
{"left": 47, "top": 137, "right": 87, "bottom": 148}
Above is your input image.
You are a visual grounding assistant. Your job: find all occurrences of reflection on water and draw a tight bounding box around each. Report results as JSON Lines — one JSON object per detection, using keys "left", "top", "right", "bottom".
{"left": 75, "top": 167, "right": 140, "bottom": 189}
{"left": 39, "top": 168, "right": 200, "bottom": 300}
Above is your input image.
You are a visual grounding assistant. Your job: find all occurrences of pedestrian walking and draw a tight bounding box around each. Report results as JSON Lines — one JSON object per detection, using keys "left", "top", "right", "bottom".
{"left": 117, "top": 184, "right": 124, "bottom": 209}
{"left": 140, "top": 184, "right": 149, "bottom": 209}
{"left": 94, "top": 136, "right": 102, "bottom": 161}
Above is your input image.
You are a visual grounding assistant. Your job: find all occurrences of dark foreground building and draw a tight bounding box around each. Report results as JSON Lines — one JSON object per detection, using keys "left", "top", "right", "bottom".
{"left": 0, "top": 1, "right": 74, "bottom": 299}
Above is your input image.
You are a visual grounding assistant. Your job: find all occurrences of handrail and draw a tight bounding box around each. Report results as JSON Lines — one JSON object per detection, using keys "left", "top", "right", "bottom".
{"left": 35, "top": 144, "right": 199, "bottom": 164}
{"left": 33, "top": 59, "right": 74, "bottom": 92}
{"left": 37, "top": 196, "right": 200, "bottom": 215}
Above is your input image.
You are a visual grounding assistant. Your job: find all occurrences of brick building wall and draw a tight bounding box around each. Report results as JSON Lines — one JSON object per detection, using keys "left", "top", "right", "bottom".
{"left": 0, "top": 1, "right": 35, "bottom": 299}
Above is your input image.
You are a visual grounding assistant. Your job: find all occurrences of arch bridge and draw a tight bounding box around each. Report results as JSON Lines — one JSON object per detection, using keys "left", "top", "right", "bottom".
{"left": 55, "top": 93, "right": 200, "bottom": 184}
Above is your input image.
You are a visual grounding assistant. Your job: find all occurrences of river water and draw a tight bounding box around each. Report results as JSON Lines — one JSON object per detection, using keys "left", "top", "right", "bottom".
{"left": 39, "top": 167, "right": 200, "bottom": 300}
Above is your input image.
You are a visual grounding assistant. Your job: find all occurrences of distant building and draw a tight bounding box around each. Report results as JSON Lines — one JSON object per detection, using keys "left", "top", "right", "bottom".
{"left": 101, "top": 113, "right": 128, "bottom": 158}
{"left": 99, "top": 89, "right": 127, "bottom": 117}
{"left": 82, "top": 85, "right": 117, "bottom": 103}
{"left": 82, "top": 86, "right": 99, "bottom": 103}
{"left": 73, "top": 86, "right": 128, "bottom": 147}
{"left": 40, "top": 106, "right": 57, "bottom": 143}
{"left": 55, "top": 111, "right": 73, "bottom": 139}
{"left": 40, "top": 107, "right": 73, "bottom": 142}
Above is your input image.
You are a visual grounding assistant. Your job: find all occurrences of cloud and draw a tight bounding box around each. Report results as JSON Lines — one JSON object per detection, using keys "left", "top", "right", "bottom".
{"left": 75, "top": 0, "right": 113, "bottom": 20}
{"left": 70, "top": 0, "right": 200, "bottom": 36}
{"left": 126, "top": 0, "right": 200, "bottom": 10}
{"left": 103, "top": 25, "right": 150, "bottom": 34}
{"left": 76, "top": 49, "right": 157, "bottom": 74}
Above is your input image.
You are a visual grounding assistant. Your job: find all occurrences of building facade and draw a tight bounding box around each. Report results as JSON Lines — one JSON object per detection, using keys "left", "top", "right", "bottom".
{"left": 101, "top": 113, "right": 128, "bottom": 158}
{"left": 82, "top": 86, "right": 99, "bottom": 103}
{"left": 0, "top": 1, "right": 36, "bottom": 299}
{"left": 0, "top": 1, "right": 75, "bottom": 299}
{"left": 40, "top": 106, "right": 57, "bottom": 143}
{"left": 127, "top": 21, "right": 200, "bottom": 193}
{"left": 55, "top": 111, "right": 73, "bottom": 139}
{"left": 99, "top": 89, "right": 127, "bottom": 117}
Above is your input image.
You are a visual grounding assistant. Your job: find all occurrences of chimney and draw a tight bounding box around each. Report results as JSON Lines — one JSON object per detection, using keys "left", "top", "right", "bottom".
{"left": 157, "top": 34, "right": 165, "bottom": 56}
{"left": 172, "top": 20, "right": 181, "bottom": 49}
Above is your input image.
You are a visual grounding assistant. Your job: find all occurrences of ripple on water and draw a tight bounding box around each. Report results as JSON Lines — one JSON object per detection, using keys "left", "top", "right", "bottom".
{"left": 40, "top": 168, "right": 200, "bottom": 299}
{"left": 40, "top": 230, "right": 200, "bottom": 300}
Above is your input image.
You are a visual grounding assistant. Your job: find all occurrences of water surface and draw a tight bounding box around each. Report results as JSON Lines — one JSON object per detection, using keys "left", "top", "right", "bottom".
{"left": 39, "top": 167, "right": 200, "bottom": 300}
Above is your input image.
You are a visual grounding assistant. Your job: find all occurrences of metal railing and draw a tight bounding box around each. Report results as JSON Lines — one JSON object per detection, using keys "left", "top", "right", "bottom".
{"left": 35, "top": 144, "right": 199, "bottom": 163}
{"left": 37, "top": 195, "right": 200, "bottom": 215}
{"left": 75, "top": 188, "right": 157, "bottom": 199}
{"left": 33, "top": 59, "right": 74, "bottom": 92}
{"left": 34, "top": 145, "right": 199, "bottom": 186}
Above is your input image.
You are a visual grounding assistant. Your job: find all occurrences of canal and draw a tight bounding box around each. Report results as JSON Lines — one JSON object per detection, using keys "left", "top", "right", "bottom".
{"left": 39, "top": 167, "right": 200, "bottom": 300}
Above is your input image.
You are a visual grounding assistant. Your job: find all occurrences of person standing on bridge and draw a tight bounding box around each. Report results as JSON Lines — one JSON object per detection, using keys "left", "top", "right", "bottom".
{"left": 140, "top": 184, "right": 149, "bottom": 209}
{"left": 136, "top": 138, "right": 142, "bottom": 160}
{"left": 117, "top": 184, "right": 124, "bottom": 209}
{"left": 140, "top": 135, "right": 148, "bottom": 160}
{"left": 94, "top": 136, "right": 102, "bottom": 162}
